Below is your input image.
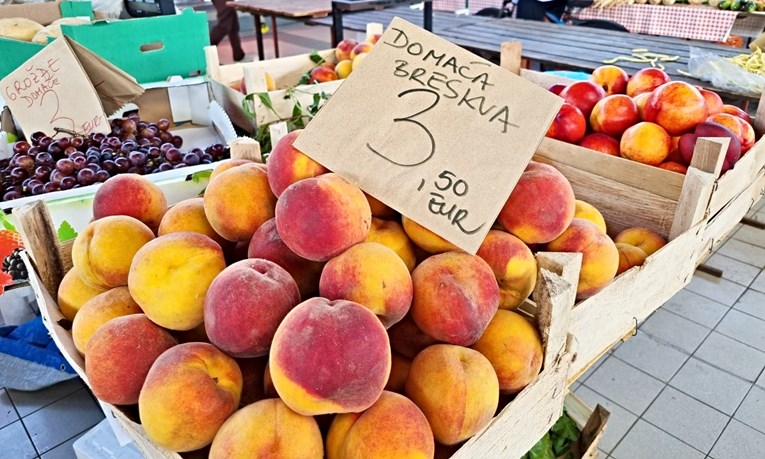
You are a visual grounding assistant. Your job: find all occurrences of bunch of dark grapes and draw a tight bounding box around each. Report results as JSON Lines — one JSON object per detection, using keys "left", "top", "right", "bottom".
{"left": 2, "top": 248, "right": 27, "bottom": 281}
{"left": 2, "top": 115, "right": 229, "bottom": 202}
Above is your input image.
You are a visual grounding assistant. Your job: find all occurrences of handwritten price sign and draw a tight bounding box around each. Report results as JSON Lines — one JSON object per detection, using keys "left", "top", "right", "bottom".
{"left": 1, "top": 37, "right": 109, "bottom": 138}
{"left": 295, "top": 18, "right": 562, "bottom": 253}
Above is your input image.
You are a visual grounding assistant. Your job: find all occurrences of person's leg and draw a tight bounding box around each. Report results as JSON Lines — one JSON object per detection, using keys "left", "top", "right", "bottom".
{"left": 228, "top": 9, "right": 245, "bottom": 61}
{"left": 210, "top": 0, "right": 244, "bottom": 60}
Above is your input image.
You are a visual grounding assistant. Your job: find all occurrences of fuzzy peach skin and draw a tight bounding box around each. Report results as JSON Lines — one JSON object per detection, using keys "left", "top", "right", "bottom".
{"left": 57, "top": 268, "right": 108, "bottom": 322}
{"left": 158, "top": 197, "right": 227, "bottom": 246}
{"left": 366, "top": 217, "right": 417, "bottom": 272}
{"left": 476, "top": 230, "right": 537, "bottom": 310}
{"left": 471, "top": 310, "right": 543, "bottom": 394}
{"left": 365, "top": 193, "right": 396, "bottom": 219}
{"left": 401, "top": 216, "right": 459, "bottom": 254}
{"left": 247, "top": 218, "right": 324, "bottom": 299}
{"left": 92, "top": 174, "right": 167, "bottom": 232}
{"left": 72, "top": 216, "right": 155, "bottom": 290}
{"left": 85, "top": 314, "right": 176, "bottom": 405}
{"left": 275, "top": 173, "right": 371, "bottom": 262}
{"left": 620, "top": 122, "right": 671, "bottom": 166}
{"left": 326, "top": 391, "right": 434, "bottom": 459}
{"left": 204, "top": 163, "right": 276, "bottom": 242}
{"left": 387, "top": 314, "right": 440, "bottom": 359}
{"left": 269, "top": 297, "right": 391, "bottom": 416}
{"left": 616, "top": 242, "right": 648, "bottom": 275}
{"left": 139, "top": 342, "right": 242, "bottom": 452}
{"left": 410, "top": 252, "right": 499, "bottom": 346}
{"left": 267, "top": 130, "right": 329, "bottom": 197}
{"left": 574, "top": 200, "right": 607, "bottom": 234}
{"left": 498, "top": 162, "right": 576, "bottom": 244}
{"left": 384, "top": 353, "right": 412, "bottom": 394}
{"left": 128, "top": 232, "right": 226, "bottom": 331}
{"left": 72, "top": 287, "right": 142, "bottom": 355}
{"left": 547, "top": 218, "right": 620, "bottom": 300}
{"left": 210, "top": 159, "right": 255, "bottom": 180}
{"left": 405, "top": 345, "right": 499, "bottom": 445}
{"left": 205, "top": 259, "right": 301, "bottom": 358}
{"left": 614, "top": 227, "right": 667, "bottom": 256}
{"left": 320, "top": 242, "right": 413, "bottom": 328}
{"left": 209, "top": 398, "right": 323, "bottom": 459}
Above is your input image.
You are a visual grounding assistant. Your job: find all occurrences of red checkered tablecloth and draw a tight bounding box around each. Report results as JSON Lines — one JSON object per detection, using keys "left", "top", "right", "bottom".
{"left": 572, "top": 4, "right": 739, "bottom": 42}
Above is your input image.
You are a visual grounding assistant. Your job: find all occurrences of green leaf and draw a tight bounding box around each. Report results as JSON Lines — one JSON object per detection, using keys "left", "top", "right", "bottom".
{"left": 0, "top": 213, "right": 16, "bottom": 231}
{"left": 191, "top": 169, "right": 212, "bottom": 184}
{"left": 551, "top": 412, "right": 580, "bottom": 456}
{"left": 255, "top": 92, "right": 275, "bottom": 111}
{"left": 527, "top": 433, "right": 555, "bottom": 459}
{"left": 57, "top": 221, "right": 78, "bottom": 242}
{"left": 308, "top": 50, "right": 325, "bottom": 65}
{"left": 298, "top": 72, "right": 311, "bottom": 86}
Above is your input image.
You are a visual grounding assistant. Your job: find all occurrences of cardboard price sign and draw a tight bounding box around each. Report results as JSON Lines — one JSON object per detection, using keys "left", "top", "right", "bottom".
{"left": 295, "top": 18, "right": 562, "bottom": 253}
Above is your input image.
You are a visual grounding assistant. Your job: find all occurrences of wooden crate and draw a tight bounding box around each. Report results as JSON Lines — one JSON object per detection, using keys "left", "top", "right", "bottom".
{"left": 566, "top": 392, "right": 610, "bottom": 459}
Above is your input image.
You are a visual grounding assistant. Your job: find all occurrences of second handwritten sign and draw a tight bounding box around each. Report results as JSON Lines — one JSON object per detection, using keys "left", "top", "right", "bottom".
{"left": 295, "top": 18, "right": 562, "bottom": 254}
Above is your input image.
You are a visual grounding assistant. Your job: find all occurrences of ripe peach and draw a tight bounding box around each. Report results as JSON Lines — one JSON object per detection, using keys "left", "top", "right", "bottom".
{"left": 591, "top": 65, "right": 629, "bottom": 95}
{"left": 385, "top": 353, "right": 412, "bottom": 394}
{"left": 352, "top": 53, "right": 368, "bottom": 70}
{"left": 590, "top": 94, "right": 640, "bottom": 137}
{"left": 387, "top": 314, "right": 440, "bottom": 359}
{"left": 644, "top": 81, "right": 708, "bottom": 136}
{"left": 574, "top": 199, "right": 607, "bottom": 233}
{"left": 547, "top": 218, "right": 619, "bottom": 299}
{"left": 209, "top": 398, "right": 323, "bottom": 459}
{"left": 579, "top": 133, "right": 620, "bottom": 156}
{"left": 498, "top": 162, "right": 576, "bottom": 244}
{"left": 57, "top": 268, "right": 108, "bottom": 321}
{"left": 365, "top": 193, "right": 395, "bottom": 219}
{"left": 700, "top": 88, "right": 724, "bottom": 115}
{"left": 707, "top": 113, "right": 745, "bottom": 146}
{"left": 406, "top": 345, "right": 499, "bottom": 445}
{"left": 276, "top": 173, "right": 371, "bottom": 262}
{"left": 548, "top": 83, "right": 566, "bottom": 95}
{"left": 210, "top": 159, "right": 254, "bottom": 180}
{"left": 411, "top": 252, "right": 499, "bottom": 346}
{"left": 680, "top": 122, "right": 742, "bottom": 172}
{"left": 327, "top": 391, "right": 434, "bottom": 459}
{"left": 616, "top": 242, "right": 648, "bottom": 275}
{"left": 633, "top": 92, "right": 651, "bottom": 120}
{"left": 722, "top": 104, "right": 753, "bottom": 125}
{"left": 657, "top": 161, "right": 688, "bottom": 174}
{"left": 72, "top": 287, "right": 141, "bottom": 355}
{"left": 335, "top": 59, "right": 353, "bottom": 79}
{"left": 309, "top": 66, "right": 338, "bottom": 83}
{"left": 86, "top": 314, "right": 176, "bottom": 405}
{"left": 366, "top": 218, "right": 416, "bottom": 272}
{"left": 471, "top": 309, "right": 543, "bottom": 394}
{"left": 129, "top": 232, "right": 226, "bottom": 331}
{"left": 158, "top": 197, "right": 227, "bottom": 246}
{"left": 139, "top": 342, "right": 243, "bottom": 452}
{"left": 269, "top": 297, "right": 391, "bottom": 415}
{"left": 620, "top": 122, "right": 671, "bottom": 166}
{"left": 476, "top": 230, "right": 537, "bottom": 310}
{"left": 740, "top": 118, "right": 756, "bottom": 153}
{"left": 205, "top": 259, "right": 301, "bottom": 358}
{"left": 92, "top": 174, "right": 167, "bottom": 232}
{"left": 626, "top": 68, "right": 670, "bottom": 97}
{"left": 266, "top": 129, "right": 329, "bottom": 197}
{"left": 367, "top": 34, "right": 381, "bottom": 44}
{"left": 614, "top": 227, "right": 667, "bottom": 256}
{"left": 350, "top": 42, "right": 373, "bottom": 59}
{"left": 335, "top": 39, "right": 358, "bottom": 61}
{"left": 204, "top": 163, "right": 276, "bottom": 242}
{"left": 546, "top": 103, "right": 586, "bottom": 144}
{"left": 72, "top": 216, "right": 155, "bottom": 290}
{"left": 401, "top": 216, "right": 459, "bottom": 254}
{"left": 560, "top": 81, "right": 606, "bottom": 118}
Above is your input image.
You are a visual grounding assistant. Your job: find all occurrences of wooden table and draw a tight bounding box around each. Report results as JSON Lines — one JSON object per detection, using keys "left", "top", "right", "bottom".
{"left": 330, "top": 0, "right": 433, "bottom": 46}
{"left": 228, "top": 0, "right": 331, "bottom": 60}
{"left": 309, "top": 6, "right": 492, "bottom": 34}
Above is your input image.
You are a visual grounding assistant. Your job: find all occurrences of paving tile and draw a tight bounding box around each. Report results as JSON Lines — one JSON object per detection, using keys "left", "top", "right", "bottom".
{"left": 23, "top": 388, "right": 104, "bottom": 454}
{"left": 8, "top": 378, "right": 83, "bottom": 417}
{"left": 670, "top": 357, "right": 750, "bottom": 415}
{"left": 685, "top": 272, "right": 747, "bottom": 306}
{"left": 611, "top": 419, "right": 704, "bottom": 459}
{"left": 41, "top": 431, "right": 85, "bottom": 459}
{"left": 577, "top": 353, "right": 608, "bottom": 384}
{"left": 573, "top": 385, "right": 638, "bottom": 454}
{"left": 582, "top": 357, "right": 664, "bottom": 416}
{"left": 715, "top": 309, "right": 765, "bottom": 352}
{"left": 0, "top": 420, "right": 38, "bottom": 459}
{"left": 710, "top": 419, "right": 765, "bottom": 459}
{"left": 0, "top": 389, "right": 18, "bottom": 430}
{"left": 612, "top": 333, "right": 688, "bottom": 382}
{"left": 733, "top": 224, "right": 765, "bottom": 249}
{"left": 638, "top": 309, "right": 710, "bottom": 354}
{"left": 705, "top": 253, "right": 761, "bottom": 287}
{"left": 752, "top": 270, "right": 765, "bottom": 294}
{"left": 717, "top": 239, "right": 765, "bottom": 269}
{"left": 734, "top": 386, "right": 765, "bottom": 435}
{"left": 757, "top": 369, "right": 765, "bottom": 389}
{"left": 733, "top": 289, "right": 765, "bottom": 321}
{"left": 643, "top": 386, "right": 729, "bottom": 453}
{"left": 661, "top": 289, "right": 729, "bottom": 329}
{"left": 694, "top": 331, "right": 765, "bottom": 383}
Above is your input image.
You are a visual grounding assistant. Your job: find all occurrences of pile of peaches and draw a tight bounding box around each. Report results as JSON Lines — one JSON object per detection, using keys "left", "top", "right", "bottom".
{"left": 54, "top": 131, "right": 664, "bottom": 457}
{"left": 547, "top": 65, "right": 756, "bottom": 174}
{"left": 307, "top": 36, "right": 379, "bottom": 83}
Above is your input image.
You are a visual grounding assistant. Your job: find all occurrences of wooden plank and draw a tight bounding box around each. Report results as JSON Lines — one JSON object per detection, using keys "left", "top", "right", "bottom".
{"left": 228, "top": 0, "right": 331, "bottom": 18}
{"left": 709, "top": 137, "right": 765, "bottom": 216}
{"left": 500, "top": 41, "right": 522, "bottom": 76}
{"left": 13, "top": 201, "right": 66, "bottom": 302}
{"left": 565, "top": 392, "right": 610, "bottom": 459}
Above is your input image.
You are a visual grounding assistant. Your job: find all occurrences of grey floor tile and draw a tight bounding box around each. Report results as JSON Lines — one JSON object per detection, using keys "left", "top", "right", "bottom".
{"left": 611, "top": 419, "right": 704, "bottom": 459}
{"left": 662, "top": 289, "right": 729, "bottom": 329}
{"left": 578, "top": 354, "right": 608, "bottom": 384}
{"left": 23, "top": 388, "right": 104, "bottom": 454}
{"left": 0, "top": 420, "right": 38, "bottom": 459}
{"left": 0, "top": 389, "right": 18, "bottom": 429}
{"left": 685, "top": 272, "right": 747, "bottom": 306}
{"left": 710, "top": 419, "right": 765, "bottom": 459}
{"left": 733, "top": 224, "right": 765, "bottom": 249}
{"left": 752, "top": 270, "right": 765, "bottom": 294}
{"left": 705, "top": 253, "right": 761, "bottom": 287}
{"left": 8, "top": 378, "right": 84, "bottom": 418}
{"left": 574, "top": 385, "right": 638, "bottom": 454}
{"left": 639, "top": 309, "right": 710, "bottom": 354}
{"left": 715, "top": 309, "right": 765, "bottom": 351}
{"left": 758, "top": 369, "right": 765, "bottom": 389}
{"left": 717, "top": 239, "right": 765, "bottom": 269}
{"left": 583, "top": 357, "right": 664, "bottom": 416}
{"left": 734, "top": 386, "right": 765, "bottom": 435}
{"left": 694, "top": 331, "right": 765, "bottom": 382}
{"left": 733, "top": 289, "right": 765, "bottom": 321}
{"left": 670, "top": 357, "right": 750, "bottom": 415}
{"left": 643, "top": 386, "right": 729, "bottom": 453}
{"left": 40, "top": 431, "right": 85, "bottom": 459}
{"left": 612, "top": 332, "right": 688, "bottom": 382}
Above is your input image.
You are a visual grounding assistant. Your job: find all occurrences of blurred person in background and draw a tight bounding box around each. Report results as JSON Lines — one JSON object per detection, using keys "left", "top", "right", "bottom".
{"left": 516, "top": 0, "right": 566, "bottom": 21}
{"left": 210, "top": 0, "right": 245, "bottom": 61}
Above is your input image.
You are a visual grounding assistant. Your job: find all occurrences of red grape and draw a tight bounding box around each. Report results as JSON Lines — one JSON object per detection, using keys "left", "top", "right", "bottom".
{"left": 56, "top": 158, "right": 75, "bottom": 175}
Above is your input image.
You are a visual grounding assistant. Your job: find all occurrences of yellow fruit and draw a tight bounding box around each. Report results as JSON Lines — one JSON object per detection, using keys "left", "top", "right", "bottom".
{"left": 0, "top": 18, "right": 44, "bottom": 42}
{"left": 335, "top": 60, "right": 353, "bottom": 79}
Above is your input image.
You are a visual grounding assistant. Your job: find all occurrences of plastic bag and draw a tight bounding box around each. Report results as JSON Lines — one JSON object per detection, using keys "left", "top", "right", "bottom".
{"left": 90, "top": 0, "right": 124, "bottom": 19}
{"left": 688, "top": 46, "right": 765, "bottom": 96}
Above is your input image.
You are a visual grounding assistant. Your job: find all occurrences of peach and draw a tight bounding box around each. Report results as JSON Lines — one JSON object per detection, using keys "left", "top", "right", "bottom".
{"left": 204, "top": 163, "right": 275, "bottom": 242}
{"left": 209, "top": 398, "right": 323, "bottom": 459}
{"left": 590, "top": 95, "right": 640, "bottom": 137}
{"left": 72, "top": 287, "right": 141, "bottom": 355}
{"left": 722, "top": 104, "right": 753, "bottom": 125}
{"left": 476, "top": 230, "right": 537, "bottom": 310}
{"left": 658, "top": 161, "right": 688, "bottom": 174}
{"left": 320, "top": 242, "right": 412, "bottom": 328}
{"left": 634, "top": 92, "right": 651, "bottom": 120}
{"left": 309, "top": 66, "right": 338, "bottom": 83}
{"left": 574, "top": 199, "right": 607, "bottom": 234}
{"left": 700, "top": 88, "right": 724, "bottom": 115}
{"left": 85, "top": 314, "right": 176, "bottom": 405}
{"left": 411, "top": 252, "right": 499, "bottom": 346}
{"left": 365, "top": 192, "right": 395, "bottom": 219}
{"left": 401, "top": 216, "right": 459, "bottom": 254}
{"left": 266, "top": 129, "right": 329, "bottom": 197}
{"left": 579, "top": 133, "right": 620, "bottom": 156}
{"left": 352, "top": 53, "right": 368, "bottom": 70}
{"left": 644, "top": 81, "right": 708, "bottom": 136}
{"left": 591, "top": 65, "right": 629, "bottom": 95}
{"left": 387, "top": 314, "right": 440, "bottom": 359}
{"left": 269, "top": 298, "right": 390, "bottom": 415}
{"left": 92, "top": 174, "right": 167, "bottom": 232}
{"left": 547, "top": 218, "right": 619, "bottom": 300}
{"left": 350, "top": 42, "right": 373, "bottom": 59}
{"left": 620, "top": 122, "right": 671, "bottom": 166}
{"left": 158, "top": 197, "right": 227, "bottom": 246}
{"left": 72, "top": 216, "right": 155, "bottom": 290}
{"left": 335, "top": 39, "right": 358, "bottom": 61}
{"left": 385, "top": 353, "right": 412, "bottom": 394}
{"left": 275, "top": 173, "right": 371, "bottom": 262}
{"left": 406, "top": 345, "right": 499, "bottom": 445}
{"left": 128, "top": 232, "right": 226, "bottom": 331}
{"left": 740, "top": 118, "right": 756, "bottom": 152}
{"left": 546, "top": 103, "right": 586, "bottom": 144}
{"left": 616, "top": 242, "right": 648, "bottom": 275}
{"left": 210, "top": 159, "right": 254, "bottom": 180}
{"left": 57, "top": 268, "right": 108, "bottom": 321}
{"left": 335, "top": 59, "right": 353, "bottom": 79}
{"left": 548, "top": 83, "right": 566, "bottom": 95}
{"left": 471, "top": 309, "right": 543, "bottom": 394}
{"left": 326, "top": 391, "right": 434, "bottom": 459}
{"left": 614, "top": 227, "right": 667, "bottom": 256}
{"left": 560, "top": 81, "right": 606, "bottom": 118}
{"left": 366, "top": 217, "right": 417, "bottom": 271}
{"left": 139, "top": 342, "right": 243, "bottom": 452}
{"left": 498, "top": 162, "right": 576, "bottom": 244}
{"left": 707, "top": 113, "right": 745, "bottom": 146}
{"left": 626, "top": 68, "right": 670, "bottom": 97}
